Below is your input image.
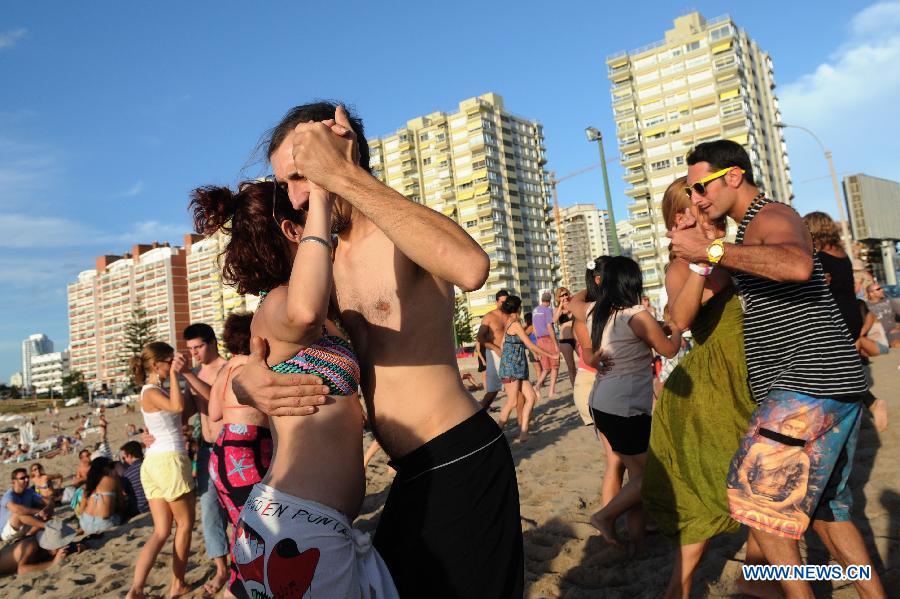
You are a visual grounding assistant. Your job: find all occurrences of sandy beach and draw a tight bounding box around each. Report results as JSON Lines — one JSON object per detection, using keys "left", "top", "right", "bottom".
{"left": 1, "top": 349, "right": 897, "bottom": 598}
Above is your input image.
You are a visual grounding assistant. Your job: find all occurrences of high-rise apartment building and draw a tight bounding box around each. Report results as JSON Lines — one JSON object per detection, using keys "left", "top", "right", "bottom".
{"left": 67, "top": 243, "right": 190, "bottom": 390}
{"left": 21, "top": 333, "right": 53, "bottom": 392}
{"left": 185, "top": 232, "right": 260, "bottom": 354}
{"left": 30, "top": 349, "right": 70, "bottom": 395}
{"left": 559, "top": 204, "right": 612, "bottom": 291}
{"left": 607, "top": 12, "right": 792, "bottom": 299}
{"left": 367, "top": 93, "right": 556, "bottom": 318}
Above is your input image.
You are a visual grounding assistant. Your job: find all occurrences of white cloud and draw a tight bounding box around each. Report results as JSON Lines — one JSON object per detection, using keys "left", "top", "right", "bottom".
{"left": 0, "top": 28, "right": 26, "bottom": 50}
{"left": 0, "top": 214, "right": 189, "bottom": 249}
{"left": 778, "top": 1, "right": 900, "bottom": 215}
{"left": 117, "top": 180, "right": 144, "bottom": 198}
{"left": 117, "top": 220, "right": 188, "bottom": 244}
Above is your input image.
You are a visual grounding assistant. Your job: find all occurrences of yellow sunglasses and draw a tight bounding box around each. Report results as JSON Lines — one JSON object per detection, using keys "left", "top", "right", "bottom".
{"left": 684, "top": 166, "right": 744, "bottom": 198}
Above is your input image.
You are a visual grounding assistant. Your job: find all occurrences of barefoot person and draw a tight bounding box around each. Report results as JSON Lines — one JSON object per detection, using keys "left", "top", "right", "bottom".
{"left": 207, "top": 311, "right": 273, "bottom": 597}
{"left": 231, "top": 102, "right": 523, "bottom": 597}
{"left": 0, "top": 520, "right": 79, "bottom": 576}
{"left": 496, "top": 295, "right": 558, "bottom": 443}
{"left": 476, "top": 289, "right": 511, "bottom": 409}
{"left": 669, "top": 139, "right": 886, "bottom": 598}
{"left": 642, "top": 178, "right": 756, "bottom": 598}
{"left": 126, "top": 343, "right": 196, "bottom": 599}
{"left": 182, "top": 323, "right": 230, "bottom": 596}
{"left": 192, "top": 178, "right": 396, "bottom": 597}
{"left": 554, "top": 287, "right": 578, "bottom": 387}
{"left": 1, "top": 468, "right": 50, "bottom": 543}
{"left": 574, "top": 256, "right": 683, "bottom": 553}
{"left": 532, "top": 292, "right": 560, "bottom": 399}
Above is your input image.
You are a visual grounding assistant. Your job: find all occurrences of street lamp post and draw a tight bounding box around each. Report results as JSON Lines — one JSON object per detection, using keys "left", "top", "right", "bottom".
{"left": 775, "top": 122, "right": 853, "bottom": 252}
{"left": 585, "top": 127, "right": 621, "bottom": 256}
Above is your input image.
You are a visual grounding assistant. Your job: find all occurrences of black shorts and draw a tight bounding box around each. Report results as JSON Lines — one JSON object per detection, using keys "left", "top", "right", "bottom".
{"left": 591, "top": 408, "right": 651, "bottom": 455}
{"left": 374, "top": 409, "right": 524, "bottom": 598}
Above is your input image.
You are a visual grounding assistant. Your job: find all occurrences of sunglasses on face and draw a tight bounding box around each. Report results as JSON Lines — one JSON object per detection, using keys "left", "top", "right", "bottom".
{"left": 262, "top": 176, "right": 302, "bottom": 224}
{"left": 684, "top": 166, "right": 745, "bottom": 198}
{"left": 15, "top": 476, "right": 29, "bottom": 481}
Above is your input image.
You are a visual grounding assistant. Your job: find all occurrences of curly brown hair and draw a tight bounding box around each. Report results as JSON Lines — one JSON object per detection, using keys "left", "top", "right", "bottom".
{"left": 802, "top": 211, "right": 843, "bottom": 252}
{"left": 223, "top": 311, "right": 253, "bottom": 356}
{"left": 189, "top": 180, "right": 306, "bottom": 296}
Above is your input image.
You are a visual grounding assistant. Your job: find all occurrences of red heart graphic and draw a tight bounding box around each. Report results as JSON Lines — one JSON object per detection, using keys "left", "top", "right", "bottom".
{"left": 267, "top": 538, "right": 321, "bottom": 598}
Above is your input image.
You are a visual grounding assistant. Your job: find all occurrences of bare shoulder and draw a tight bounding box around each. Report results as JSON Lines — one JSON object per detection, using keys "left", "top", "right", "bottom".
{"left": 744, "top": 201, "right": 810, "bottom": 247}
{"left": 665, "top": 259, "right": 691, "bottom": 295}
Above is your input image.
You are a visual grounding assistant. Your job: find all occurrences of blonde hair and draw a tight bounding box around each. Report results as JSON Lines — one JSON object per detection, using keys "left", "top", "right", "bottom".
{"left": 803, "top": 211, "right": 843, "bottom": 252}
{"left": 554, "top": 287, "right": 570, "bottom": 305}
{"left": 128, "top": 341, "right": 174, "bottom": 386}
{"left": 661, "top": 176, "right": 690, "bottom": 264}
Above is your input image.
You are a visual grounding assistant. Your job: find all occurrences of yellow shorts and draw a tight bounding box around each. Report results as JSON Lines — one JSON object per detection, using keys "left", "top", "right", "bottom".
{"left": 141, "top": 451, "right": 195, "bottom": 502}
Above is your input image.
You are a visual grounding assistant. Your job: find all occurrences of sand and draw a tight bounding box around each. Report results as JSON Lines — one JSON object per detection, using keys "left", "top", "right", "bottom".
{"left": 1, "top": 350, "right": 897, "bottom": 598}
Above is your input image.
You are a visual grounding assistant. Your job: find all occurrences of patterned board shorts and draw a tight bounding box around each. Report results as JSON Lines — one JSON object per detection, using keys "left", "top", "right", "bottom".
{"left": 726, "top": 389, "right": 861, "bottom": 540}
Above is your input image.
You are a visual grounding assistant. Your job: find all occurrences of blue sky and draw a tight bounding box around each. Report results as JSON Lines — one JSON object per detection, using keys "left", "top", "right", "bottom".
{"left": 3, "top": 1, "right": 900, "bottom": 381}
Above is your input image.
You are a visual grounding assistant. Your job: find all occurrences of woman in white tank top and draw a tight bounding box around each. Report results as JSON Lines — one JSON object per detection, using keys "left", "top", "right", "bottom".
{"left": 126, "top": 342, "right": 195, "bottom": 599}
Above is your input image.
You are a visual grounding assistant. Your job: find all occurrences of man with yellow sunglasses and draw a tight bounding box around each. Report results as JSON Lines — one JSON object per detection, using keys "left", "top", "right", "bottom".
{"left": 668, "top": 140, "right": 885, "bottom": 598}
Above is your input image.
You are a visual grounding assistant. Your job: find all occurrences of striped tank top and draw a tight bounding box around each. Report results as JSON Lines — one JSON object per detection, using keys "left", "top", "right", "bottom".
{"left": 734, "top": 196, "right": 867, "bottom": 403}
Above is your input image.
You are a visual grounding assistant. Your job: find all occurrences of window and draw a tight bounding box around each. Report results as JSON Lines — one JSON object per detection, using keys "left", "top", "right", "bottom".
{"left": 709, "top": 24, "right": 732, "bottom": 41}
{"left": 465, "top": 220, "right": 477, "bottom": 228}
{"left": 419, "top": 132, "right": 429, "bottom": 141}
{"left": 422, "top": 157, "right": 432, "bottom": 165}
{"left": 650, "top": 159, "right": 671, "bottom": 171}
{"left": 685, "top": 40, "right": 701, "bottom": 52}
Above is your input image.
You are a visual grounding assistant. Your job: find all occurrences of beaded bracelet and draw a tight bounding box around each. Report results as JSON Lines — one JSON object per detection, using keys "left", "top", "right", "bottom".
{"left": 299, "top": 235, "right": 332, "bottom": 250}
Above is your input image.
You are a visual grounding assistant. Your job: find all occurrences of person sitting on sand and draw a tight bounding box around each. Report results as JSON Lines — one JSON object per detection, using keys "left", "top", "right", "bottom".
{"left": 0, "top": 520, "right": 80, "bottom": 576}
{"left": 29, "top": 463, "right": 62, "bottom": 506}
{"left": 72, "top": 449, "right": 91, "bottom": 488}
{"left": 1, "top": 468, "right": 50, "bottom": 543}
{"left": 119, "top": 441, "right": 149, "bottom": 520}
{"left": 78, "top": 456, "right": 124, "bottom": 535}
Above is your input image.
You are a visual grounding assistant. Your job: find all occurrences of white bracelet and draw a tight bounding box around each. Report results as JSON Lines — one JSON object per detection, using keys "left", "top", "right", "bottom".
{"left": 688, "top": 263, "right": 714, "bottom": 277}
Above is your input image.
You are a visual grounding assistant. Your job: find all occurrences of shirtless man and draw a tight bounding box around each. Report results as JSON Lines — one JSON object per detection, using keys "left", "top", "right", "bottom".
{"left": 180, "top": 323, "right": 229, "bottom": 595}
{"left": 72, "top": 449, "right": 91, "bottom": 488}
{"left": 233, "top": 102, "right": 523, "bottom": 598}
{"left": 476, "top": 288, "right": 510, "bottom": 409}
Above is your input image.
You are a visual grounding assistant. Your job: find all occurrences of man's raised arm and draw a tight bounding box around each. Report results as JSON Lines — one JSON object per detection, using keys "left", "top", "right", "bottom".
{"left": 291, "top": 107, "right": 489, "bottom": 291}
{"left": 668, "top": 203, "right": 813, "bottom": 282}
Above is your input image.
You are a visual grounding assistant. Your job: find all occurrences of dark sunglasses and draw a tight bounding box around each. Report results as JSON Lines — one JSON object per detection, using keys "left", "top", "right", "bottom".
{"left": 262, "top": 175, "right": 300, "bottom": 224}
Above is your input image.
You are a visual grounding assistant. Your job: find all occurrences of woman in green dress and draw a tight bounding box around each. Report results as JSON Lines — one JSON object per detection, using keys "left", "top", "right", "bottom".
{"left": 642, "top": 177, "right": 757, "bottom": 598}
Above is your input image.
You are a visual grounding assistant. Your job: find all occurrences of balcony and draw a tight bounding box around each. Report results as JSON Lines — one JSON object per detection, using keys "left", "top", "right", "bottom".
{"left": 618, "top": 137, "right": 641, "bottom": 154}
{"left": 625, "top": 184, "right": 649, "bottom": 198}
{"left": 621, "top": 153, "right": 642, "bottom": 168}
{"left": 631, "top": 211, "right": 653, "bottom": 227}
{"left": 624, "top": 167, "right": 646, "bottom": 184}
{"left": 633, "top": 242, "right": 658, "bottom": 258}
{"left": 608, "top": 63, "right": 630, "bottom": 77}
{"left": 612, "top": 93, "right": 633, "bottom": 106}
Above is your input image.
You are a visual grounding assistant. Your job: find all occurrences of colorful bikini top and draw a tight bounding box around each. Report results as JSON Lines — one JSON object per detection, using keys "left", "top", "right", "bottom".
{"left": 270, "top": 335, "right": 360, "bottom": 396}
{"left": 260, "top": 290, "right": 361, "bottom": 395}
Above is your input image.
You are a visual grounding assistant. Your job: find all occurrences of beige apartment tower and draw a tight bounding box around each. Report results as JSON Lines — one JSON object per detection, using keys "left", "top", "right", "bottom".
{"left": 185, "top": 232, "right": 260, "bottom": 354}
{"left": 67, "top": 243, "right": 190, "bottom": 391}
{"left": 367, "top": 93, "right": 556, "bottom": 319}
{"left": 607, "top": 12, "right": 792, "bottom": 298}
{"left": 559, "top": 204, "right": 612, "bottom": 292}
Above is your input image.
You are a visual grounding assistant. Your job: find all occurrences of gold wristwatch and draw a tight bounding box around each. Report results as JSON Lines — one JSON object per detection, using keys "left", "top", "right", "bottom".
{"left": 706, "top": 238, "right": 726, "bottom": 264}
